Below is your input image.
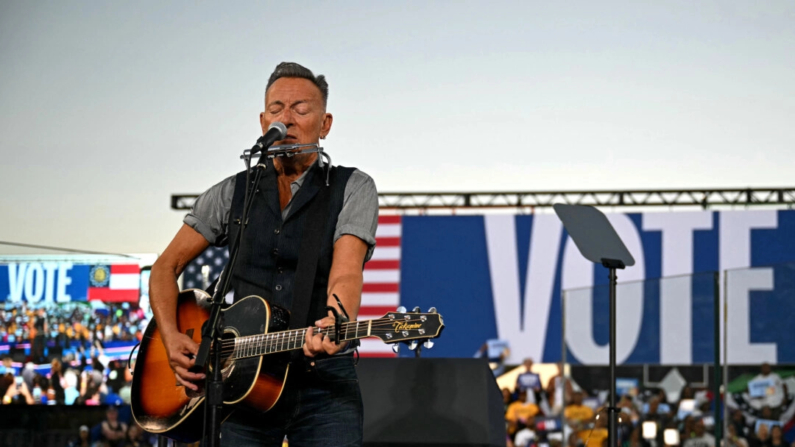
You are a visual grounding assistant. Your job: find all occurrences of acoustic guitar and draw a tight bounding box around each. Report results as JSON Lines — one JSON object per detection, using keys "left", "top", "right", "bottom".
{"left": 130, "top": 289, "right": 444, "bottom": 442}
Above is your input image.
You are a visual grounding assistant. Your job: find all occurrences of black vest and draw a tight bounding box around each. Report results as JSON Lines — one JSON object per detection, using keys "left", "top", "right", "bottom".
{"left": 226, "top": 160, "right": 355, "bottom": 327}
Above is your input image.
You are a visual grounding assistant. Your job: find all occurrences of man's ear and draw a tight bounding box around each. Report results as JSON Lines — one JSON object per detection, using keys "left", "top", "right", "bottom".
{"left": 320, "top": 113, "right": 333, "bottom": 139}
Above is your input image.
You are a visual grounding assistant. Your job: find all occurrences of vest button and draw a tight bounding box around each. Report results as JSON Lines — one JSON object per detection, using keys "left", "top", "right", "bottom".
{"left": 274, "top": 228, "right": 281, "bottom": 235}
{"left": 272, "top": 248, "right": 279, "bottom": 256}
{"left": 275, "top": 285, "right": 282, "bottom": 291}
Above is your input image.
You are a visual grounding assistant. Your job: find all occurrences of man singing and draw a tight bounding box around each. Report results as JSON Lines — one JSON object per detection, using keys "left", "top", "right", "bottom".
{"left": 149, "top": 62, "right": 378, "bottom": 446}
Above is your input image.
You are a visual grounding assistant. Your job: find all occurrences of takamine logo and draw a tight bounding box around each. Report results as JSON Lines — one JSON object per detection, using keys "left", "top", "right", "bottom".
{"left": 89, "top": 266, "right": 110, "bottom": 287}
{"left": 392, "top": 321, "right": 421, "bottom": 331}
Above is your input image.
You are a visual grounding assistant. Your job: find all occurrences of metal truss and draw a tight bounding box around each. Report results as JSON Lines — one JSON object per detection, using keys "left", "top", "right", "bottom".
{"left": 171, "top": 188, "right": 795, "bottom": 211}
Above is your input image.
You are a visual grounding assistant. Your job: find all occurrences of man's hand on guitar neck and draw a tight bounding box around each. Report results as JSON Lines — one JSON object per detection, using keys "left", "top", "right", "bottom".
{"left": 302, "top": 235, "right": 367, "bottom": 358}
{"left": 163, "top": 331, "right": 205, "bottom": 391}
{"left": 303, "top": 315, "right": 348, "bottom": 358}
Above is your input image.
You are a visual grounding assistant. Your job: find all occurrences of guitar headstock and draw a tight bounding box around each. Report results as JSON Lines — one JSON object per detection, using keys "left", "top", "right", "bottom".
{"left": 371, "top": 307, "right": 444, "bottom": 344}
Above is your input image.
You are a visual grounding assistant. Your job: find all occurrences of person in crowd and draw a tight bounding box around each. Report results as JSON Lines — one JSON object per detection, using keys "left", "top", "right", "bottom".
{"left": 769, "top": 425, "right": 787, "bottom": 447}
{"left": 547, "top": 363, "right": 574, "bottom": 416}
{"left": 730, "top": 409, "right": 750, "bottom": 439}
{"left": 565, "top": 391, "right": 595, "bottom": 430}
{"left": 49, "top": 357, "right": 65, "bottom": 404}
{"left": 124, "top": 423, "right": 154, "bottom": 447}
{"left": 31, "top": 308, "right": 48, "bottom": 363}
{"left": 83, "top": 385, "right": 102, "bottom": 406}
{"left": 106, "top": 359, "right": 126, "bottom": 394}
{"left": 516, "top": 358, "right": 542, "bottom": 403}
{"left": 752, "top": 363, "right": 786, "bottom": 411}
{"left": 682, "top": 418, "right": 715, "bottom": 447}
{"left": 3, "top": 375, "right": 34, "bottom": 404}
{"left": 726, "top": 423, "right": 750, "bottom": 447}
{"left": 749, "top": 423, "right": 769, "bottom": 447}
{"left": 101, "top": 405, "right": 129, "bottom": 446}
{"left": 63, "top": 369, "right": 81, "bottom": 405}
{"left": 514, "top": 420, "right": 536, "bottom": 447}
{"left": 1, "top": 355, "right": 17, "bottom": 376}
{"left": 506, "top": 389, "right": 542, "bottom": 428}
{"left": 503, "top": 387, "right": 514, "bottom": 412}
{"left": 578, "top": 407, "right": 608, "bottom": 447}
{"left": 680, "top": 385, "right": 695, "bottom": 400}
{"left": 625, "top": 425, "right": 643, "bottom": 447}
{"left": 475, "top": 339, "right": 511, "bottom": 376}
{"left": 67, "top": 425, "right": 91, "bottom": 447}
{"left": 568, "top": 431, "right": 586, "bottom": 447}
{"left": 30, "top": 374, "right": 48, "bottom": 404}
{"left": 760, "top": 406, "right": 775, "bottom": 421}
{"left": 0, "top": 372, "right": 13, "bottom": 399}
{"left": 681, "top": 415, "right": 696, "bottom": 440}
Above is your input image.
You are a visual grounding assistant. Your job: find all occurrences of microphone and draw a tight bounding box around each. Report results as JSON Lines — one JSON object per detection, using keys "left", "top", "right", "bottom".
{"left": 252, "top": 122, "right": 287, "bottom": 154}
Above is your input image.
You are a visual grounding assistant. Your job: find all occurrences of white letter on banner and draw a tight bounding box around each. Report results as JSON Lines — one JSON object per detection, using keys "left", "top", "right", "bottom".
{"left": 57, "top": 263, "right": 73, "bottom": 302}
{"left": 720, "top": 211, "right": 778, "bottom": 363}
{"left": 726, "top": 268, "right": 776, "bottom": 363}
{"left": 484, "top": 214, "right": 562, "bottom": 363}
{"left": 643, "top": 211, "right": 712, "bottom": 365}
{"left": 7, "top": 263, "right": 27, "bottom": 302}
{"left": 24, "top": 263, "right": 44, "bottom": 303}
{"left": 43, "top": 263, "right": 58, "bottom": 303}
{"left": 563, "top": 214, "right": 645, "bottom": 365}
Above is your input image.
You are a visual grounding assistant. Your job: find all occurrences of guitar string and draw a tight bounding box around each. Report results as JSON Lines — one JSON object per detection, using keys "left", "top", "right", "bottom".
{"left": 138, "top": 323, "right": 433, "bottom": 346}
{"left": 213, "top": 324, "right": 431, "bottom": 349}
{"left": 211, "top": 319, "right": 433, "bottom": 346}
{"left": 138, "top": 319, "right": 438, "bottom": 359}
{"left": 207, "top": 325, "right": 436, "bottom": 359}
{"left": 215, "top": 325, "right": 433, "bottom": 351}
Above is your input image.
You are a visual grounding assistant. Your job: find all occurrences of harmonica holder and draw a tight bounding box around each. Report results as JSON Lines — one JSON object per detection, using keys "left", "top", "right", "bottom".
{"left": 241, "top": 144, "right": 332, "bottom": 185}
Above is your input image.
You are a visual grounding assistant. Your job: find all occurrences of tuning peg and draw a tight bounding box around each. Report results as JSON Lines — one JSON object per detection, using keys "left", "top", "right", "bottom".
{"left": 412, "top": 306, "right": 421, "bottom": 313}
{"left": 408, "top": 340, "right": 419, "bottom": 351}
{"left": 428, "top": 307, "right": 437, "bottom": 313}
{"left": 391, "top": 343, "right": 400, "bottom": 354}
{"left": 396, "top": 306, "right": 406, "bottom": 313}
{"left": 423, "top": 339, "right": 435, "bottom": 349}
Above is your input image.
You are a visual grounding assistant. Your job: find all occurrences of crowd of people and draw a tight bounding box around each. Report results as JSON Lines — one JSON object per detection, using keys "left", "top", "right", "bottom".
{"left": 0, "top": 302, "right": 148, "bottom": 362}
{"left": 1, "top": 349, "right": 156, "bottom": 446}
{"left": 502, "top": 359, "right": 795, "bottom": 447}
{"left": 0, "top": 301, "right": 155, "bottom": 445}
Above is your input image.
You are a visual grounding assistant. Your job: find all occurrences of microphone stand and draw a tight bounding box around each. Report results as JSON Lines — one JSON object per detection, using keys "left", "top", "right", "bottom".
{"left": 195, "top": 140, "right": 327, "bottom": 447}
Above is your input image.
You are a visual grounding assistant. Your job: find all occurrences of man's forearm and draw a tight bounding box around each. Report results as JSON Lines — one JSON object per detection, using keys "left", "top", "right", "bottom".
{"left": 149, "top": 261, "right": 182, "bottom": 341}
{"left": 327, "top": 271, "right": 363, "bottom": 321}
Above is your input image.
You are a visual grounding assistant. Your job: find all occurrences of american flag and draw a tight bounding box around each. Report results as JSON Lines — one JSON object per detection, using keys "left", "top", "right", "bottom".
{"left": 182, "top": 247, "right": 229, "bottom": 291}
{"left": 358, "top": 215, "right": 402, "bottom": 357}
{"left": 181, "top": 215, "right": 402, "bottom": 357}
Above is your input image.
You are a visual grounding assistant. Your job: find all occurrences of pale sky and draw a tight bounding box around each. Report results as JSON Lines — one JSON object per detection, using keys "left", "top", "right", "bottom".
{"left": 1, "top": 1, "right": 793, "bottom": 256}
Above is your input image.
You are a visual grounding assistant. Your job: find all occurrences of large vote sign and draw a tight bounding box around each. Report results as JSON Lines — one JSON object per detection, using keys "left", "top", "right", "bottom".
{"left": 391, "top": 210, "right": 795, "bottom": 365}
{"left": 0, "top": 263, "right": 141, "bottom": 303}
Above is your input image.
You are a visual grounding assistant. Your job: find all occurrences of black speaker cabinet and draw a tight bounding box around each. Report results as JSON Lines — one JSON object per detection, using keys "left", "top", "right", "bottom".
{"left": 358, "top": 358, "right": 505, "bottom": 447}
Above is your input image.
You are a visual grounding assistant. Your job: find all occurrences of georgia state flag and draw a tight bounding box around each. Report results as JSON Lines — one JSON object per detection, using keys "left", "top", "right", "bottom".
{"left": 87, "top": 264, "right": 140, "bottom": 302}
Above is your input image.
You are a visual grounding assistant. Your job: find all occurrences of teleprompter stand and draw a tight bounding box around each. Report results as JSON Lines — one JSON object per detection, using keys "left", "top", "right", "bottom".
{"left": 553, "top": 204, "right": 636, "bottom": 447}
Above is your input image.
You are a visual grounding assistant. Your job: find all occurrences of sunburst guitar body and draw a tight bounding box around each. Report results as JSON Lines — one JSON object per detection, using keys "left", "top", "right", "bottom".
{"left": 130, "top": 289, "right": 444, "bottom": 443}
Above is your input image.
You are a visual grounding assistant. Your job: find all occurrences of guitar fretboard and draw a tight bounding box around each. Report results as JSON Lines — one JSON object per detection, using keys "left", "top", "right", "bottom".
{"left": 229, "top": 318, "right": 380, "bottom": 360}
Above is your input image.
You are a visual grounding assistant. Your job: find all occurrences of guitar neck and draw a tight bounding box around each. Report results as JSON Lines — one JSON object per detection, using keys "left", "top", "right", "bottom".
{"left": 229, "top": 318, "right": 385, "bottom": 360}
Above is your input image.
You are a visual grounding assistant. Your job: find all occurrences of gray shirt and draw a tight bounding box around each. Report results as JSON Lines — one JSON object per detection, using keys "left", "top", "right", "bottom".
{"left": 184, "top": 164, "right": 379, "bottom": 261}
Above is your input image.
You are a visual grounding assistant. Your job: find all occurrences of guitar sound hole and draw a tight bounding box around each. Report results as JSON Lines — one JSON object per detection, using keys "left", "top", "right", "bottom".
{"left": 212, "top": 331, "right": 237, "bottom": 379}
{"left": 186, "top": 331, "right": 237, "bottom": 399}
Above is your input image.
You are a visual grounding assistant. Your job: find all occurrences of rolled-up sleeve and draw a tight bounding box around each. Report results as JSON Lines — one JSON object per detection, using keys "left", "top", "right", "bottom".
{"left": 334, "top": 169, "right": 378, "bottom": 261}
{"left": 183, "top": 175, "right": 236, "bottom": 246}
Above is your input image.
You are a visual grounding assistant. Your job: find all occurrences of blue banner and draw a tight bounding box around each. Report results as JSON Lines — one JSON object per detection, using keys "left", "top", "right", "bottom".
{"left": 0, "top": 262, "right": 91, "bottom": 303}
{"left": 396, "top": 210, "right": 795, "bottom": 365}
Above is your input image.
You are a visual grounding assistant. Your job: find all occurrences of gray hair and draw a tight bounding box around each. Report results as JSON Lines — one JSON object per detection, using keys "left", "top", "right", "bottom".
{"left": 266, "top": 62, "right": 329, "bottom": 107}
